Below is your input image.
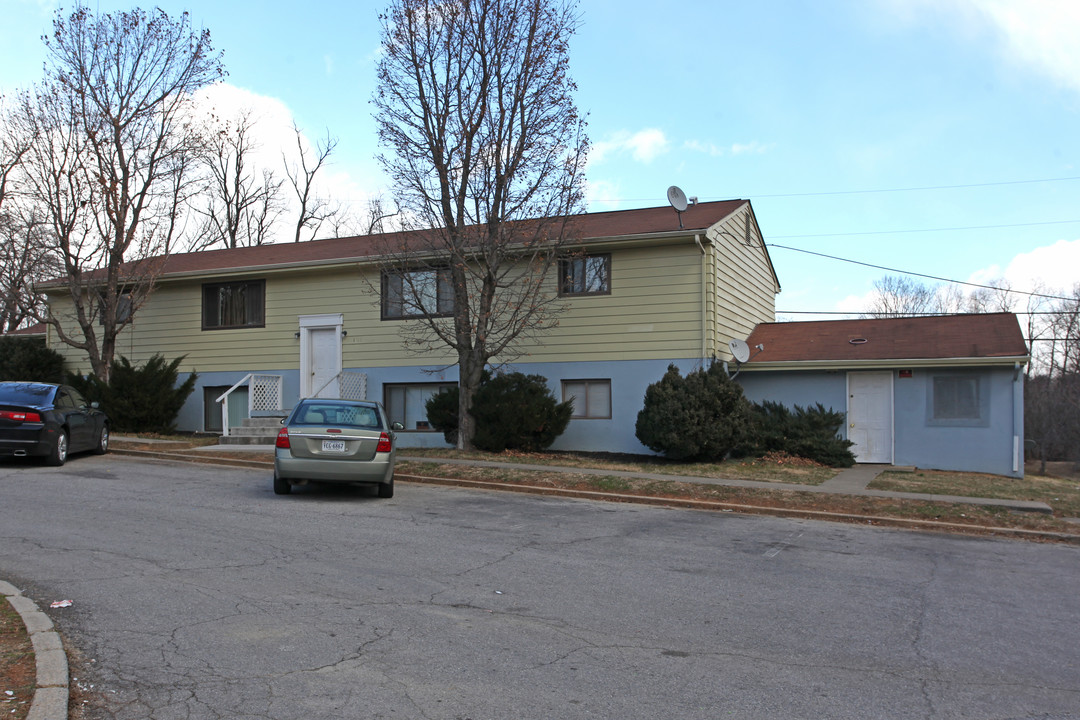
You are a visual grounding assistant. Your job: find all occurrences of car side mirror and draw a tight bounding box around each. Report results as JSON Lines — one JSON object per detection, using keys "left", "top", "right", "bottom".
{"left": 391, "top": 422, "right": 404, "bottom": 431}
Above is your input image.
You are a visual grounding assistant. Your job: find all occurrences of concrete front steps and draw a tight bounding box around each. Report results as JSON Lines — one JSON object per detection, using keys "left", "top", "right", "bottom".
{"left": 219, "top": 416, "right": 286, "bottom": 445}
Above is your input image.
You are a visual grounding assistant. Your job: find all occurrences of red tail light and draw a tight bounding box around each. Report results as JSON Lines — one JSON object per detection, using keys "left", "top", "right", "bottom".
{"left": 275, "top": 427, "right": 291, "bottom": 449}
{"left": 0, "top": 410, "right": 42, "bottom": 422}
{"left": 376, "top": 432, "right": 392, "bottom": 453}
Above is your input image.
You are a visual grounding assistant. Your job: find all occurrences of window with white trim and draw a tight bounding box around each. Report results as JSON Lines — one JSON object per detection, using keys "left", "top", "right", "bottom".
{"left": 562, "top": 379, "right": 612, "bottom": 419}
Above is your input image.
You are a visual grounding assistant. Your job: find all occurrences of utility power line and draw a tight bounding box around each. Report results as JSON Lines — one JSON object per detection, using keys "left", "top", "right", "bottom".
{"left": 769, "top": 218, "right": 1080, "bottom": 240}
{"left": 766, "top": 243, "right": 1078, "bottom": 302}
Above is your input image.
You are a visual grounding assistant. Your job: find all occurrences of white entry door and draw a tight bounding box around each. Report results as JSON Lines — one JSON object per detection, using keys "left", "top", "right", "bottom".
{"left": 299, "top": 314, "right": 343, "bottom": 398}
{"left": 847, "top": 371, "right": 893, "bottom": 463}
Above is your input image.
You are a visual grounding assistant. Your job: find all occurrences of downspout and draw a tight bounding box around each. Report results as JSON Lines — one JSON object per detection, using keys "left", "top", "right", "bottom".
{"left": 1013, "top": 362, "right": 1023, "bottom": 475}
{"left": 695, "top": 234, "right": 707, "bottom": 364}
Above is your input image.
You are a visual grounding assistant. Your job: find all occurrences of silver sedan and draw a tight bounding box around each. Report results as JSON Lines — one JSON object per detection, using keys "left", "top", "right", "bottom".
{"left": 273, "top": 399, "right": 401, "bottom": 497}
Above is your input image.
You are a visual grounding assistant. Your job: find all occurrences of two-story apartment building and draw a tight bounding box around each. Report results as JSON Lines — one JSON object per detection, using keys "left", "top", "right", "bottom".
{"left": 43, "top": 200, "right": 780, "bottom": 454}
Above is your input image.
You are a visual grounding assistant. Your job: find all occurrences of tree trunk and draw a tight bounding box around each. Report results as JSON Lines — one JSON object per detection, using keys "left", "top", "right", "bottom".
{"left": 456, "top": 350, "right": 485, "bottom": 451}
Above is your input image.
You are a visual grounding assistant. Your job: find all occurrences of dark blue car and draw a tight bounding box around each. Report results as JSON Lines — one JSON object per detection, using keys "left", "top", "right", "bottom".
{"left": 0, "top": 382, "right": 109, "bottom": 466}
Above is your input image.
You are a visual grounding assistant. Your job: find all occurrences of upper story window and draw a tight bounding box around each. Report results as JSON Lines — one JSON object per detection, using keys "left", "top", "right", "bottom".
{"left": 202, "top": 279, "right": 265, "bottom": 330}
{"left": 98, "top": 290, "right": 132, "bottom": 325}
{"left": 559, "top": 254, "right": 611, "bottom": 296}
{"left": 382, "top": 268, "right": 454, "bottom": 319}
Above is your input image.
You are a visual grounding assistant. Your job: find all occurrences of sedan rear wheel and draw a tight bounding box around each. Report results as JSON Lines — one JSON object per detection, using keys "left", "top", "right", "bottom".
{"left": 377, "top": 477, "right": 394, "bottom": 499}
{"left": 273, "top": 470, "right": 292, "bottom": 495}
{"left": 46, "top": 429, "right": 68, "bottom": 467}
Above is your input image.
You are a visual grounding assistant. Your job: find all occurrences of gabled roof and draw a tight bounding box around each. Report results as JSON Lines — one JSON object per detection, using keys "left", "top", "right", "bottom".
{"left": 743, "top": 313, "right": 1028, "bottom": 369}
{"left": 119, "top": 199, "right": 758, "bottom": 280}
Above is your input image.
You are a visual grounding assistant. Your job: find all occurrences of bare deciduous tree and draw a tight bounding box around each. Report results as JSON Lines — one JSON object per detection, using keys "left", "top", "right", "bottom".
{"left": 284, "top": 123, "right": 338, "bottom": 243}
{"left": 373, "top": 0, "right": 589, "bottom": 449}
{"left": 195, "top": 108, "right": 284, "bottom": 250}
{"left": 12, "top": 5, "right": 223, "bottom": 380}
{"left": 0, "top": 101, "right": 42, "bottom": 331}
{"left": 864, "top": 275, "right": 943, "bottom": 317}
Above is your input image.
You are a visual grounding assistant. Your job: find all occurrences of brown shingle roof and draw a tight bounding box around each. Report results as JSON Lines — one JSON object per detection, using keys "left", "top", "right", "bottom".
{"left": 744, "top": 313, "right": 1028, "bottom": 364}
{"left": 152, "top": 199, "right": 750, "bottom": 278}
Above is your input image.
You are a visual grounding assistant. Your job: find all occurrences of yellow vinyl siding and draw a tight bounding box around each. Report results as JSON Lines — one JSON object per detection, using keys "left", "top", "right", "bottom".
{"left": 706, "top": 205, "right": 777, "bottom": 360}
{"left": 46, "top": 207, "right": 778, "bottom": 375}
{"left": 524, "top": 243, "right": 704, "bottom": 362}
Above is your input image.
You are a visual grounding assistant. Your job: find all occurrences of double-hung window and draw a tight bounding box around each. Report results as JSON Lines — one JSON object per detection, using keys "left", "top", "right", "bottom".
{"left": 384, "top": 382, "right": 456, "bottom": 431}
{"left": 559, "top": 254, "right": 611, "bottom": 296}
{"left": 562, "top": 379, "right": 612, "bottom": 419}
{"left": 382, "top": 268, "right": 454, "bottom": 319}
{"left": 202, "top": 279, "right": 265, "bottom": 330}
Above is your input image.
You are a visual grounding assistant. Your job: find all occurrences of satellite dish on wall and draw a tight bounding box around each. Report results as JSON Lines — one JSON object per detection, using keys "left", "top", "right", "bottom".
{"left": 728, "top": 338, "right": 751, "bottom": 363}
{"left": 667, "top": 185, "right": 689, "bottom": 212}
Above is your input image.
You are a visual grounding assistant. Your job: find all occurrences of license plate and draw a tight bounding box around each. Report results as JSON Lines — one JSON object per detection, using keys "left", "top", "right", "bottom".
{"left": 321, "top": 440, "right": 346, "bottom": 453}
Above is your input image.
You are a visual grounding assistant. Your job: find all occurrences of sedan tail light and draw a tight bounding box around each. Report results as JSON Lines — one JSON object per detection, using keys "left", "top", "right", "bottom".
{"left": 376, "top": 432, "right": 392, "bottom": 453}
{"left": 275, "top": 427, "right": 291, "bottom": 449}
{"left": 0, "top": 410, "right": 42, "bottom": 422}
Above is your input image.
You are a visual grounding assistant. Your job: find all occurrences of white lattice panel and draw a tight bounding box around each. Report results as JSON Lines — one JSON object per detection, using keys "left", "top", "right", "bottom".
{"left": 251, "top": 375, "right": 283, "bottom": 412}
{"left": 339, "top": 372, "right": 367, "bottom": 401}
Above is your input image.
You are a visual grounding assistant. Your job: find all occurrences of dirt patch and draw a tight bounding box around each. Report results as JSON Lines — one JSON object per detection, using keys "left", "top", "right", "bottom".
{"left": 0, "top": 598, "right": 34, "bottom": 720}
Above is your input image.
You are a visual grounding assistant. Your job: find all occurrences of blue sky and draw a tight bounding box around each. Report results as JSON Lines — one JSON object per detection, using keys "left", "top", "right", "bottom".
{"left": 4, "top": 0, "right": 1079, "bottom": 322}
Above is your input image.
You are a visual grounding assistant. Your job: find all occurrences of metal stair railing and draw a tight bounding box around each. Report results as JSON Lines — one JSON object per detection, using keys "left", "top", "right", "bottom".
{"left": 311, "top": 371, "right": 368, "bottom": 401}
{"left": 216, "top": 374, "right": 283, "bottom": 437}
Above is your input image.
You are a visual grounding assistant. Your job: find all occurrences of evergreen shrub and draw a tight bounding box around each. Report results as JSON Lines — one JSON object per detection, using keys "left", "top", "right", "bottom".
{"left": 0, "top": 336, "right": 65, "bottom": 383}
{"left": 69, "top": 354, "right": 197, "bottom": 433}
{"left": 425, "top": 371, "right": 572, "bottom": 452}
{"left": 742, "top": 401, "right": 856, "bottom": 467}
{"left": 634, "top": 363, "right": 753, "bottom": 461}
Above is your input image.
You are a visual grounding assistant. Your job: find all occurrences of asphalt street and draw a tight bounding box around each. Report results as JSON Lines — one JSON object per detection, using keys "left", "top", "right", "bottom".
{"left": 2, "top": 454, "right": 1079, "bottom": 719}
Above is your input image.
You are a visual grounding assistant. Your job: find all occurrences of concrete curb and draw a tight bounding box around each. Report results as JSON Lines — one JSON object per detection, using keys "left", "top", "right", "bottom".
{"left": 0, "top": 580, "right": 68, "bottom": 720}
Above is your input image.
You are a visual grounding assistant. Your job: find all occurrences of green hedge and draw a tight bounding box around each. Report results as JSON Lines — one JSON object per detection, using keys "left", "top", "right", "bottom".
{"left": 635, "top": 363, "right": 752, "bottom": 461}
{"left": 0, "top": 337, "right": 65, "bottom": 383}
{"left": 68, "top": 355, "right": 197, "bottom": 433}
{"left": 425, "top": 371, "right": 572, "bottom": 452}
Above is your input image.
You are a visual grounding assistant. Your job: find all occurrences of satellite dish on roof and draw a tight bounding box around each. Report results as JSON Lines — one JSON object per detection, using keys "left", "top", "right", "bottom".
{"left": 667, "top": 185, "right": 689, "bottom": 212}
{"left": 667, "top": 186, "right": 689, "bottom": 228}
{"left": 728, "top": 338, "right": 751, "bottom": 363}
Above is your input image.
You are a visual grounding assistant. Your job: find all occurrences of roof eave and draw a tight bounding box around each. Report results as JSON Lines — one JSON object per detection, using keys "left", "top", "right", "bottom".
{"left": 740, "top": 355, "right": 1030, "bottom": 371}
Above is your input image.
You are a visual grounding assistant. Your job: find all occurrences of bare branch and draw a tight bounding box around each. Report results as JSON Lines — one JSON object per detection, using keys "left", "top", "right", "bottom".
{"left": 12, "top": 4, "right": 224, "bottom": 380}
{"left": 373, "top": 0, "right": 588, "bottom": 449}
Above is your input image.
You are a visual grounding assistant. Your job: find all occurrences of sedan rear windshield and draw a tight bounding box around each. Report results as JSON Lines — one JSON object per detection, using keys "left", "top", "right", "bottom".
{"left": 0, "top": 383, "right": 56, "bottom": 406}
{"left": 292, "top": 402, "right": 383, "bottom": 429}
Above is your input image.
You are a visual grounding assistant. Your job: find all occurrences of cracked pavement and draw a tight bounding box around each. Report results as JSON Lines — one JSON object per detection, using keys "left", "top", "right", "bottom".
{"left": 2, "top": 455, "right": 1079, "bottom": 719}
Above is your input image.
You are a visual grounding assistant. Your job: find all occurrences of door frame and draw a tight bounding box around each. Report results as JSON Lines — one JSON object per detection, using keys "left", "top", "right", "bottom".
{"left": 846, "top": 370, "right": 894, "bottom": 464}
{"left": 298, "top": 313, "right": 343, "bottom": 398}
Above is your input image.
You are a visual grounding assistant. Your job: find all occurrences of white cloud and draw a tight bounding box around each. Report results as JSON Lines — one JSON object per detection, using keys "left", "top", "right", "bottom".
{"left": 324, "top": 54, "right": 335, "bottom": 76}
{"left": 883, "top": 0, "right": 1080, "bottom": 93}
{"left": 591, "top": 128, "right": 669, "bottom": 165}
{"left": 684, "top": 139, "right": 724, "bottom": 157}
{"left": 730, "top": 140, "right": 775, "bottom": 156}
{"left": 972, "top": 238, "right": 1080, "bottom": 295}
{"left": 190, "top": 83, "right": 379, "bottom": 241}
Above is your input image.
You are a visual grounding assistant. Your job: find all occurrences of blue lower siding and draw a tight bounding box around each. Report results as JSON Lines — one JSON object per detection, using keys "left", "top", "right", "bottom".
{"left": 739, "top": 366, "right": 1023, "bottom": 478}
{"left": 177, "top": 362, "right": 1023, "bottom": 476}
{"left": 175, "top": 359, "right": 708, "bottom": 455}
